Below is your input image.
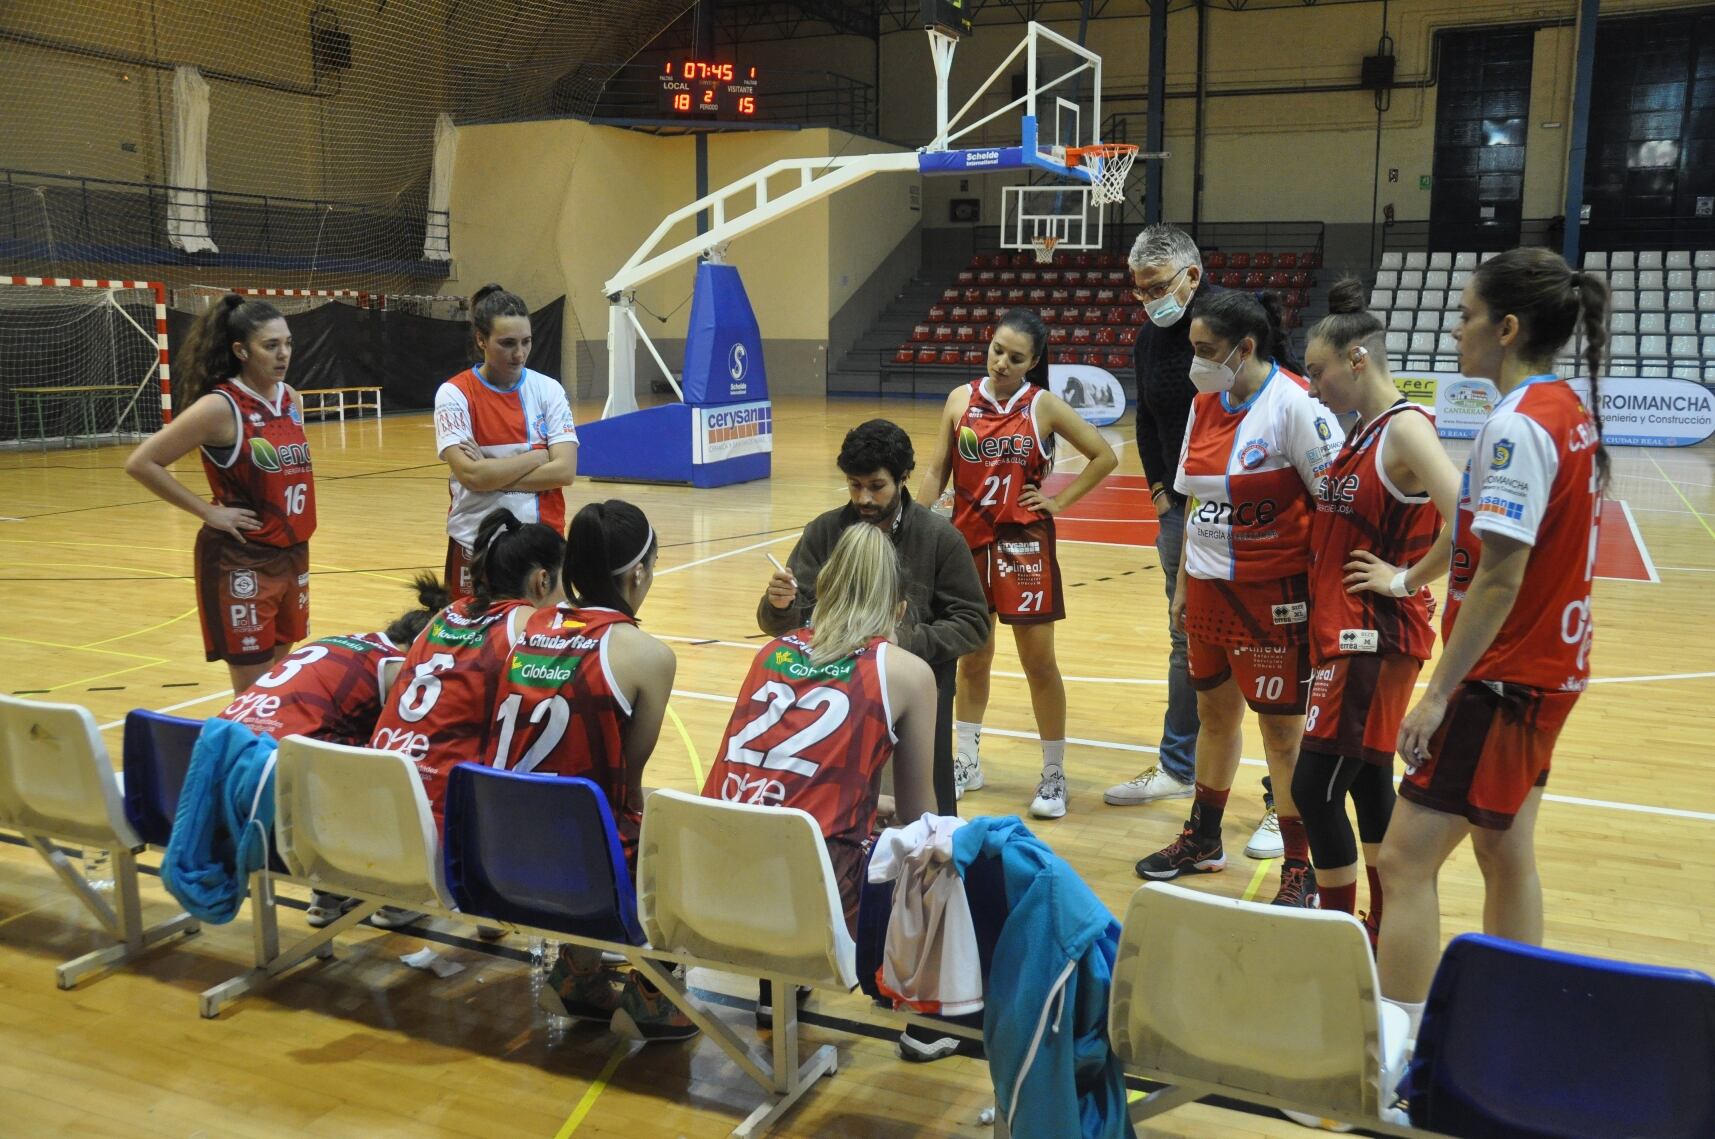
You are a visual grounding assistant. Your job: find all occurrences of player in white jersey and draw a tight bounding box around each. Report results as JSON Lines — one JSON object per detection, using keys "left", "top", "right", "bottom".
{"left": 434, "top": 283, "right": 579, "bottom": 599}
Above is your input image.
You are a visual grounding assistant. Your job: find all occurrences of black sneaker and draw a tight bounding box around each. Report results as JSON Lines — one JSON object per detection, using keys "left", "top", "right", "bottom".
{"left": 1271, "top": 860, "right": 1319, "bottom": 907}
{"left": 898, "top": 1022, "right": 961, "bottom": 1063}
{"left": 1135, "top": 824, "right": 1226, "bottom": 880}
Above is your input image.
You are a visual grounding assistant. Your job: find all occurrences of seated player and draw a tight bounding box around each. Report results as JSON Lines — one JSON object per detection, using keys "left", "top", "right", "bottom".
{"left": 491, "top": 500, "right": 687, "bottom": 1042}
{"left": 705, "top": 523, "right": 938, "bottom": 1027}
{"left": 217, "top": 574, "right": 448, "bottom": 747}
{"left": 362, "top": 507, "right": 562, "bottom": 929}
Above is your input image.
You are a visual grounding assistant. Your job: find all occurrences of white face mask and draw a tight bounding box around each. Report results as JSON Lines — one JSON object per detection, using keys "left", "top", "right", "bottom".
{"left": 1143, "top": 269, "right": 1192, "bottom": 327}
{"left": 1188, "top": 343, "right": 1244, "bottom": 394}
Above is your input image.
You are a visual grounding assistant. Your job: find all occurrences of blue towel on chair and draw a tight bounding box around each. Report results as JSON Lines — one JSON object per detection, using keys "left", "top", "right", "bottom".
{"left": 161, "top": 718, "right": 278, "bottom": 924}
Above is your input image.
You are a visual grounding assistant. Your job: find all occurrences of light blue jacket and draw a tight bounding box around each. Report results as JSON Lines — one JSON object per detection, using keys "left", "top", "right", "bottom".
{"left": 162, "top": 718, "right": 277, "bottom": 924}
{"left": 953, "top": 816, "right": 1134, "bottom": 1139}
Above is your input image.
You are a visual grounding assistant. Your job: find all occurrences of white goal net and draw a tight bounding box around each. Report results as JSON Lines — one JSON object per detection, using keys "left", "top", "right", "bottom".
{"left": 0, "top": 278, "right": 169, "bottom": 447}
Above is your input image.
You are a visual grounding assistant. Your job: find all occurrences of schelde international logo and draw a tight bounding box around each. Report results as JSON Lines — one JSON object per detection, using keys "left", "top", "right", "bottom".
{"left": 729, "top": 342, "right": 748, "bottom": 382}
{"left": 1444, "top": 380, "right": 1493, "bottom": 414}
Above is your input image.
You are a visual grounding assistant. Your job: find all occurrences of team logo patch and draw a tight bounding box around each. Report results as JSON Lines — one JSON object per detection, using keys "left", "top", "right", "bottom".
{"left": 289, "top": 402, "right": 303, "bottom": 425}
{"left": 1315, "top": 417, "right": 1332, "bottom": 441}
{"left": 1339, "top": 629, "right": 1380, "bottom": 653}
{"left": 1491, "top": 438, "right": 1514, "bottom": 469}
{"left": 230, "top": 569, "right": 258, "bottom": 599}
{"left": 764, "top": 644, "right": 855, "bottom": 682}
{"left": 249, "top": 436, "right": 282, "bottom": 473}
{"left": 1239, "top": 440, "right": 1270, "bottom": 470}
{"left": 510, "top": 651, "right": 579, "bottom": 687}
{"left": 1271, "top": 602, "right": 1308, "bottom": 625}
{"left": 957, "top": 425, "right": 982, "bottom": 463}
{"left": 240, "top": 636, "right": 260, "bottom": 652}
{"left": 248, "top": 413, "right": 264, "bottom": 426}
{"left": 427, "top": 617, "right": 489, "bottom": 649}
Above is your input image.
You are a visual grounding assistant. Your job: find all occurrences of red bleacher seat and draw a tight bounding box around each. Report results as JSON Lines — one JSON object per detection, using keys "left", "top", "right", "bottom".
{"left": 971, "top": 305, "right": 992, "bottom": 322}
{"left": 1012, "top": 252, "right": 1035, "bottom": 269}
{"left": 977, "top": 271, "right": 997, "bottom": 285}
{"left": 895, "top": 346, "right": 915, "bottom": 363}
{"left": 1049, "top": 327, "right": 1071, "bottom": 344}
{"left": 1071, "top": 326, "right": 1093, "bottom": 344}
{"left": 1054, "top": 350, "right": 1077, "bottom": 364}
{"left": 1062, "top": 271, "right": 1083, "bottom": 286}
{"left": 1229, "top": 252, "right": 1252, "bottom": 269}
{"left": 1267, "top": 272, "right": 1291, "bottom": 289}
{"left": 1118, "top": 327, "right": 1138, "bottom": 346}
{"left": 1072, "top": 289, "right": 1094, "bottom": 305}
{"left": 1003, "top": 288, "right": 1026, "bottom": 303}
{"left": 1095, "top": 288, "right": 1117, "bottom": 304}
{"left": 1254, "top": 252, "right": 1275, "bottom": 270}
{"left": 1082, "top": 350, "right": 1103, "bottom": 365}
{"left": 1291, "top": 271, "right": 1311, "bottom": 288}
{"left": 1094, "top": 327, "right": 1116, "bottom": 346}
{"left": 1221, "top": 271, "right": 1243, "bottom": 288}
{"left": 951, "top": 305, "right": 970, "bottom": 321}
{"left": 937, "top": 347, "right": 961, "bottom": 364}
{"left": 963, "top": 348, "right": 985, "bottom": 365}
{"left": 1019, "top": 271, "right": 1040, "bottom": 285}
{"left": 1040, "top": 271, "right": 1061, "bottom": 285}
{"left": 941, "top": 288, "right": 960, "bottom": 302}
{"left": 1109, "top": 269, "right": 1130, "bottom": 285}
{"left": 1128, "top": 307, "right": 1148, "bottom": 325}
{"left": 983, "top": 288, "right": 1003, "bottom": 304}
{"left": 1301, "top": 251, "right": 1322, "bottom": 269}
{"left": 1277, "top": 252, "right": 1298, "bottom": 269}
{"left": 934, "top": 325, "right": 954, "bottom": 341}
{"left": 955, "top": 325, "right": 976, "bottom": 342}
{"left": 928, "top": 304, "right": 948, "bottom": 321}
{"left": 957, "top": 270, "right": 975, "bottom": 284}
{"left": 916, "top": 347, "right": 937, "bottom": 364}
{"left": 1244, "top": 271, "right": 1266, "bottom": 288}
{"left": 1040, "top": 306, "right": 1060, "bottom": 323}
{"left": 1082, "top": 306, "right": 1103, "bottom": 324}
{"left": 1105, "top": 306, "right": 1126, "bottom": 324}
{"left": 1106, "top": 352, "right": 1129, "bottom": 369}
{"left": 1027, "top": 289, "right": 1048, "bottom": 306}
{"left": 1050, "top": 288, "right": 1071, "bottom": 303}
{"left": 957, "top": 288, "right": 976, "bottom": 303}
{"left": 998, "top": 271, "right": 1018, "bottom": 285}
{"left": 1073, "top": 253, "right": 1093, "bottom": 269}
{"left": 911, "top": 324, "right": 932, "bottom": 342}
{"left": 979, "top": 324, "right": 995, "bottom": 341}
{"left": 1207, "top": 252, "right": 1227, "bottom": 270}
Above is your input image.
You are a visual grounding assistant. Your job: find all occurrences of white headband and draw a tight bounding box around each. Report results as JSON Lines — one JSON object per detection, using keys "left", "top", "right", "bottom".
{"left": 613, "top": 524, "right": 654, "bottom": 575}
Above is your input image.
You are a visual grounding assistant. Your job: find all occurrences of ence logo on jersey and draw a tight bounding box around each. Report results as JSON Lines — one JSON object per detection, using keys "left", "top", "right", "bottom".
{"left": 510, "top": 652, "right": 580, "bottom": 687}
{"left": 763, "top": 644, "right": 855, "bottom": 683}
{"left": 1323, "top": 473, "right": 1361, "bottom": 506}
{"left": 957, "top": 426, "right": 1035, "bottom": 464}
{"left": 1192, "top": 498, "right": 1280, "bottom": 527}
{"left": 249, "top": 437, "right": 312, "bottom": 473}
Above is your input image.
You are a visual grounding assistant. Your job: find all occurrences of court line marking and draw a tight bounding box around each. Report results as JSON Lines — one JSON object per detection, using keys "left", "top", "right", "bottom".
{"left": 552, "top": 1038, "right": 631, "bottom": 1139}
{"left": 80, "top": 606, "right": 197, "bottom": 649}
{"left": 663, "top": 686, "right": 1715, "bottom": 823}
{"left": 96, "top": 688, "right": 233, "bottom": 732}
{"left": 659, "top": 533, "right": 801, "bottom": 576}
{"left": 1656, "top": 564, "right": 1715, "bottom": 573}
{"left": 1646, "top": 452, "right": 1715, "bottom": 544}
{"left": 1615, "top": 499, "right": 1661, "bottom": 583}
{"left": 666, "top": 705, "right": 705, "bottom": 788}
{"left": 1240, "top": 858, "right": 1274, "bottom": 902}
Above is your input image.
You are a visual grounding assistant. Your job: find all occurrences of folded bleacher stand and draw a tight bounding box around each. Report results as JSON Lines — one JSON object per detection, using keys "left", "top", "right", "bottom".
{"left": 0, "top": 694, "right": 199, "bottom": 987}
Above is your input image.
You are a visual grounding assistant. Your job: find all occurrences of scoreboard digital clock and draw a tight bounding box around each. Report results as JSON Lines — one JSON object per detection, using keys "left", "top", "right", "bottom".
{"left": 659, "top": 59, "right": 760, "bottom": 120}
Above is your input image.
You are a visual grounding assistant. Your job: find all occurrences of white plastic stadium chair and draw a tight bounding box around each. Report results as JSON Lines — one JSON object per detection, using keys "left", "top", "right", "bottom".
{"left": 1582, "top": 251, "right": 1607, "bottom": 271}
{"left": 1612, "top": 291, "right": 1637, "bottom": 313}
{"left": 1611, "top": 251, "right": 1636, "bottom": 271}
{"left": 197, "top": 736, "right": 448, "bottom": 1016}
{"left": 1696, "top": 251, "right": 1715, "bottom": 270}
{"left": 1609, "top": 270, "right": 1636, "bottom": 292}
{"left": 1639, "top": 250, "right": 1663, "bottom": 271}
{"left": 1669, "top": 290, "right": 1695, "bottom": 313}
{"left": 1442, "top": 310, "right": 1461, "bottom": 331}
{"left": 1454, "top": 251, "right": 1478, "bottom": 271}
{"left": 1399, "top": 270, "right": 1425, "bottom": 291}
{"left": 1379, "top": 252, "right": 1404, "bottom": 271}
{"left": 1669, "top": 312, "right": 1696, "bottom": 336}
{"left": 1667, "top": 270, "right": 1693, "bottom": 291}
{"left": 1408, "top": 332, "right": 1437, "bottom": 368}
{"left": 1419, "top": 289, "right": 1445, "bottom": 311}
{"left": 1671, "top": 335, "right": 1700, "bottom": 359}
{"left": 1450, "top": 269, "right": 1472, "bottom": 290}
{"left": 0, "top": 694, "right": 198, "bottom": 986}
{"left": 1638, "top": 270, "right": 1665, "bottom": 291}
{"left": 1700, "top": 291, "right": 1715, "bottom": 312}
{"left": 1639, "top": 312, "right": 1666, "bottom": 335}
{"left": 1428, "top": 252, "right": 1452, "bottom": 270}
{"left": 1111, "top": 883, "right": 1410, "bottom": 1134}
{"left": 1611, "top": 312, "right": 1638, "bottom": 336}
{"left": 639, "top": 789, "right": 858, "bottom": 1137}
{"left": 1640, "top": 334, "right": 1668, "bottom": 361}
{"left": 1701, "top": 313, "right": 1715, "bottom": 335}
{"left": 1374, "top": 269, "right": 1399, "bottom": 290}
{"left": 1403, "top": 252, "right": 1428, "bottom": 271}
{"left": 1369, "top": 289, "right": 1393, "bottom": 310}
{"left": 1700, "top": 271, "right": 1715, "bottom": 292}
{"left": 1385, "top": 331, "right": 1409, "bottom": 355}
{"left": 1389, "top": 310, "right": 1413, "bottom": 331}
{"left": 1666, "top": 250, "right": 1692, "bottom": 270}
{"left": 1640, "top": 290, "right": 1666, "bottom": 314}
{"left": 1414, "top": 311, "right": 1440, "bottom": 331}
{"left": 1394, "top": 290, "right": 1420, "bottom": 311}
{"left": 1423, "top": 269, "right": 1449, "bottom": 291}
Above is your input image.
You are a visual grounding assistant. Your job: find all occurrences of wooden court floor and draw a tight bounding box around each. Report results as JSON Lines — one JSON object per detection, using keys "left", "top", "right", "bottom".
{"left": 2, "top": 395, "right": 1713, "bottom": 1137}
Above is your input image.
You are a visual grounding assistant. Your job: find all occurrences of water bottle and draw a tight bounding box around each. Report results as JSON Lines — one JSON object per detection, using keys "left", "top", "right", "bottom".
{"left": 932, "top": 489, "right": 954, "bottom": 519}
{"left": 83, "top": 847, "right": 113, "bottom": 893}
{"left": 528, "top": 937, "right": 547, "bottom": 1002}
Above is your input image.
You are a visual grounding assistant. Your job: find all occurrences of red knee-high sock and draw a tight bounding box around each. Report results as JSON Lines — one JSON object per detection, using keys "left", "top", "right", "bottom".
{"left": 1320, "top": 881, "right": 1357, "bottom": 914}
{"left": 1366, "top": 865, "right": 1384, "bottom": 924}
{"left": 1278, "top": 814, "right": 1310, "bottom": 864}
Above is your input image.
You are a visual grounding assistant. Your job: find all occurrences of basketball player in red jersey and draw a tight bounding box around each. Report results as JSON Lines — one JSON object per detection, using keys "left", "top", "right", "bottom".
{"left": 435, "top": 284, "right": 577, "bottom": 600}
{"left": 216, "top": 574, "right": 447, "bottom": 747}
{"left": 1293, "top": 279, "right": 1461, "bottom": 937}
{"left": 1378, "top": 249, "right": 1608, "bottom": 1033}
{"left": 1135, "top": 290, "right": 1343, "bottom": 906}
{"left": 501, "top": 501, "right": 692, "bottom": 1042}
{"left": 370, "top": 508, "right": 563, "bottom": 831}
{"left": 126, "top": 294, "right": 315, "bottom": 692}
{"left": 918, "top": 308, "right": 1117, "bottom": 819}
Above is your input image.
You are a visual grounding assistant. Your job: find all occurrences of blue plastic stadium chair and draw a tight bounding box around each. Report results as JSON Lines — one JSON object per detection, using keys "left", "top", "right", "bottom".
{"left": 1401, "top": 933, "right": 1715, "bottom": 1138}
{"left": 442, "top": 764, "right": 646, "bottom": 946}
{"left": 121, "top": 710, "right": 204, "bottom": 847}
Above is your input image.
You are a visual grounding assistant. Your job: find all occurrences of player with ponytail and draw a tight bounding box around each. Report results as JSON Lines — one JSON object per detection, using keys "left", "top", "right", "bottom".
{"left": 1378, "top": 247, "right": 1608, "bottom": 1037}
{"left": 125, "top": 294, "right": 316, "bottom": 692}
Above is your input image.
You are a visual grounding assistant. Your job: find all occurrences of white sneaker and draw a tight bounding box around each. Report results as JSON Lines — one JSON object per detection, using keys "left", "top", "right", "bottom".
{"left": 1103, "top": 765, "right": 1193, "bottom": 805}
{"left": 1029, "top": 770, "right": 1067, "bottom": 819}
{"left": 954, "top": 750, "right": 984, "bottom": 799}
{"left": 1244, "top": 806, "right": 1284, "bottom": 859}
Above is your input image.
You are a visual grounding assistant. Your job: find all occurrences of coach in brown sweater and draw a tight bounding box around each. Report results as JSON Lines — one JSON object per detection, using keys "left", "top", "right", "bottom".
{"left": 757, "top": 419, "right": 989, "bottom": 813}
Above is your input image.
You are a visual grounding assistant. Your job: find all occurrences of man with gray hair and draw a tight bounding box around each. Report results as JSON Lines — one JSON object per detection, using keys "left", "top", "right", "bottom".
{"left": 1103, "top": 223, "right": 1282, "bottom": 860}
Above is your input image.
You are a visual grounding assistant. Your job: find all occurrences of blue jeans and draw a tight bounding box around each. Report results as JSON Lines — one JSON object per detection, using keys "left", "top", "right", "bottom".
{"left": 1155, "top": 503, "right": 1200, "bottom": 782}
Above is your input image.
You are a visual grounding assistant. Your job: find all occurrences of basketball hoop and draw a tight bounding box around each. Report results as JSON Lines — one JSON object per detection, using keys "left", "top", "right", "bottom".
{"left": 1030, "top": 235, "right": 1060, "bottom": 264}
{"left": 1067, "top": 143, "right": 1139, "bottom": 206}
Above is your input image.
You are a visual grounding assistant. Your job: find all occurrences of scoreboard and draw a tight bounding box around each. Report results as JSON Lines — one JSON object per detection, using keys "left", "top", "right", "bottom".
{"left": 659, "top": 59, "right": 761, "bottom": 121}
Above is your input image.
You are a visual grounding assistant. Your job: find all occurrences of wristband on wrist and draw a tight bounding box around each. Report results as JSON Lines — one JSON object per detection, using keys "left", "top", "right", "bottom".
{"left": 1388, "top": 569, "right": 1410, "bottom": 597}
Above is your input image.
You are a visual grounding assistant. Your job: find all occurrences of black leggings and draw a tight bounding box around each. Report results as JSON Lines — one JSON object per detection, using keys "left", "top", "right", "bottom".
{"left": 1291, "top": 749, "right": 1396, "bottom": 870}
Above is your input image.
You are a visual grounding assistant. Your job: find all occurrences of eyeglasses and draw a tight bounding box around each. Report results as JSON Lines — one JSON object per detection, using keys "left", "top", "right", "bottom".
{"left": 1131, "top": 265, "right": 1189, "bottom": 304}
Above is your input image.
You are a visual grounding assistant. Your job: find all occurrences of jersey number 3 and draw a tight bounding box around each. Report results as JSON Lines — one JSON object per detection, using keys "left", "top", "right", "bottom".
{"left": 725, "top": 681, "right": 850, "bottom": 777}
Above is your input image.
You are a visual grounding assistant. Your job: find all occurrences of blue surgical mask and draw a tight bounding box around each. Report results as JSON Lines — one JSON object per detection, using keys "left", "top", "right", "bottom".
{"left": 1188, "top": 343, "right": 1243, "bottom": 394}
{"left": 1143, "top": 274, "right": 1190, "bottom": 327}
